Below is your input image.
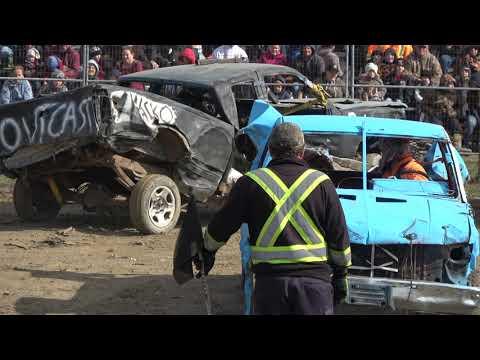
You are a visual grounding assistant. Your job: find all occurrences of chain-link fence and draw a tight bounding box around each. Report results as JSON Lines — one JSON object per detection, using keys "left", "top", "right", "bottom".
{"left": 1, "top": 44, "right": 480, "bottom": 149}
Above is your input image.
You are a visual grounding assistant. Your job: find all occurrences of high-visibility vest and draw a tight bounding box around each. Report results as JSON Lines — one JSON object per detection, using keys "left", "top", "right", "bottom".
{"left": 244, "top": 167, "right": 351, "bottom": 266}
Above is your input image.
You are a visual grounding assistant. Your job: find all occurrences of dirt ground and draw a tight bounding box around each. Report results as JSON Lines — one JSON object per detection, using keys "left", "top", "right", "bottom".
{"left": 0, "top": 177, "right": 245, "bottom": 315}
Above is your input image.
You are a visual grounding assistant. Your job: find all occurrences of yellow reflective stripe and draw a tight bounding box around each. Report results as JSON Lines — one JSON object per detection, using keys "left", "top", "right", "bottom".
{"left": 251, "top": 243, "right": 325, "bottom": 252}
{"left": 328, "top": 246, "right": 352, "bottom": 267}
{"left": 252, "top": 257, "right": 328, "bottom": 265}
{"left": 245, "top": 172, "right": 280, "bottom": 203}
{"left": 262, "top": 168, "right": 289, "bottom": 192}
{"left": 298, "top": 206, "right": 325, "bottom": 244}
{"left": 268, "top": 173, "right": 328, "bottom": 247}
{"left": 289, "top": 216, "right": 313, "bottom": 245}
{"left": 204, "top": 229, "right": 224, "bottom": 251}
{"left": 264, "top": 168, "right": 324, "bottom": 246}
{"left": 266, "top": 169, "right": 317, "bottom": 246}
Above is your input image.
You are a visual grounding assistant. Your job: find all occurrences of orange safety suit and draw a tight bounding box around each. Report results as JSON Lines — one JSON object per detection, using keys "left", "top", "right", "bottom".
{"left": 367, "top": 45, "right": 413, "bottom": 59}
{"left": 382, "top": 154, "right": 429, "bottom": 181}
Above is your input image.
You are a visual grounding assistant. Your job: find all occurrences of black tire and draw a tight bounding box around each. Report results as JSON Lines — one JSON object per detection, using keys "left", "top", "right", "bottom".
{"left": 13, "top": 179, "right": 61, "bottom": 222}
{"left": 129, "top": 174, "right": 181, "bottom": 234}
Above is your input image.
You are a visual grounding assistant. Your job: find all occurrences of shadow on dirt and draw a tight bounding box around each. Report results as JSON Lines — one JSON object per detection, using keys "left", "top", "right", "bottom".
{"left": 13, "top": 268, "right": 243, "bottom": 315}
{"left": 0, "top": 201, "right": 217, "bottom": 237}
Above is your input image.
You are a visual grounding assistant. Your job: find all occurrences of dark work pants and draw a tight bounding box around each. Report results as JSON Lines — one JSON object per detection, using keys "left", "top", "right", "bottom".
{"left": 253, "top": 276, "right": 334, "bottom": 315}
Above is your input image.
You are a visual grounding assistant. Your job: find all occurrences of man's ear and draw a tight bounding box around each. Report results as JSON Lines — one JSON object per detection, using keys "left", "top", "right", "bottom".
{"left": 298, "top": 148, "right": 305, "bottom": 159}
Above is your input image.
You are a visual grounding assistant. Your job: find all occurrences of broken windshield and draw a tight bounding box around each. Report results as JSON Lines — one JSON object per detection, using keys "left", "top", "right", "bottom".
{"left": 303, "top": 132, "right": 459, "bottom": 197}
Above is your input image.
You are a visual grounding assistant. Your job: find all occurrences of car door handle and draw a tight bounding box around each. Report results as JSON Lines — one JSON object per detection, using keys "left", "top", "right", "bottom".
{"left": 376, "top": 197, "right": 407, "bottom": 203}
{"left": 339, "top": 195, "right": 356, "bottom": 200}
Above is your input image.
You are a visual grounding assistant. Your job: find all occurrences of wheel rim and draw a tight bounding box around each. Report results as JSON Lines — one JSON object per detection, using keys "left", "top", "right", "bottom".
{"left": 148, "top": 186, "right": 176, "bottom": 228}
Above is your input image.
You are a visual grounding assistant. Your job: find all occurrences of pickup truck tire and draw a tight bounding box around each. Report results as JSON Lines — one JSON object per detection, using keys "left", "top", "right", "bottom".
{"left": 129, "top": 174, "right": 181, "bottom": 234}
{"left": 13, "top": 179, "right": 61, "bottom": 222}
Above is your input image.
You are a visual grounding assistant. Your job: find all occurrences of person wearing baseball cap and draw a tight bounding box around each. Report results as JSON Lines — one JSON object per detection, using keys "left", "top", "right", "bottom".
{"left": 324, "top": 63, "right": 345, "bottom": 98}
{"left": 39, "top": 69, "right": 68, "bottom": 96}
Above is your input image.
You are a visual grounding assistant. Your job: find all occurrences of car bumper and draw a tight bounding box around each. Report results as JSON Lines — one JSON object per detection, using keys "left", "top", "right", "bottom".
{"left": 347, "top": 275, "right": 480, "bottom": 315}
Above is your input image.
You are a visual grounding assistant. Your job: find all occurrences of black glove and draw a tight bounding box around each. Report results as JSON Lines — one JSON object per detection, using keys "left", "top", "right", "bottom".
{"left": 332, "top": 276, "right": 349, "bottom": 305}
{"left": 193, "top": 247, "right": 216, "bottom": 278}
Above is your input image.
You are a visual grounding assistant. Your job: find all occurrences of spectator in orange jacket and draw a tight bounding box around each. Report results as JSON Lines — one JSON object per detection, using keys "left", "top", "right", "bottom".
{"left": 367, "top": 45, "right": 413, "bottom": 61}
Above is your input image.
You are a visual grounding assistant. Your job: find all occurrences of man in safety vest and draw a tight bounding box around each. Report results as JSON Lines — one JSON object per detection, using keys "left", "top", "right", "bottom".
{"left": 194, "top": 122, "right": 351, "bottom": 315}
{"left": 378, "top": 138, "right": 429, "bottom": 181}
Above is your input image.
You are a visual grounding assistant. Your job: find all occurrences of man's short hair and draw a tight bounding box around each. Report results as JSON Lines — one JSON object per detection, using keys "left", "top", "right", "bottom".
{"left": 268, "top": 122, "right": 305, "bottom": 159}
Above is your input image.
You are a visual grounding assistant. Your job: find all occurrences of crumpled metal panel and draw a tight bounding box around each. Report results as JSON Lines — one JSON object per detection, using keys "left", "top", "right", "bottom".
{"left": 3, "top": 140, "right": 82, "bottom": 169}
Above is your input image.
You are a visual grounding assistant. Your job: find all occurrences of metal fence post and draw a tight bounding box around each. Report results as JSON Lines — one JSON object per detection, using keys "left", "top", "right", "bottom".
{"left": 351, "top": 45, "right": 355, "bottom": 99}
{"left": 345, "top": 45, "right": 349, "bottom": 98}
{"left": 83, "top": 45, "right": 89, "bottom": 86}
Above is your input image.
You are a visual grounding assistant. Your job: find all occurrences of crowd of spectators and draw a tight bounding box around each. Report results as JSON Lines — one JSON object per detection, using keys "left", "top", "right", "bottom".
{"left": 0, "top": 44, "right": 479, "bottom": 150}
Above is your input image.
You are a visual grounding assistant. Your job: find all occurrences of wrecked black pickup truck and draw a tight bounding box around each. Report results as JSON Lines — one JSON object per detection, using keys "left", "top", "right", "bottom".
{"left": 0, "top": 63, "right": 409, "bottom": 235}
{"left": 0, "top": 84, "right": 235, "bottom": 234}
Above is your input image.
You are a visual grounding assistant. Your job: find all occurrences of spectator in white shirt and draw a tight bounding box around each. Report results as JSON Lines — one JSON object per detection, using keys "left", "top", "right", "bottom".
{"left": 212, "top": 45, "right": 248, "bottom": 61}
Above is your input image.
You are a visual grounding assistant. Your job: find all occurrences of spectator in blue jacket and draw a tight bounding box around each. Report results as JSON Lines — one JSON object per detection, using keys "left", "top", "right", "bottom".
{"left": 0, "top": 66, "right": 33, "bottom": 104}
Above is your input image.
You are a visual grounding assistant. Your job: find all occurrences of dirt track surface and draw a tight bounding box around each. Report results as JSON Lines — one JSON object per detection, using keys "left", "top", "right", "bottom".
{"left": 0, "top": 178, "right": 418, "bottom": 315}
{"left": 0, "top": 178, "right": 246, "bottom": 315}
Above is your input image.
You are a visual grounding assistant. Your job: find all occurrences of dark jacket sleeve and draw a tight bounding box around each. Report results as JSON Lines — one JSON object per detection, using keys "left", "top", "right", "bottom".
{"left": 319, "top": 180, "right": 351, "bottom": 278}
{"left": 312, "top": 55, "right": 325, "bottom": 84}
{"left": 205, "top": 176, "right": 250, "bottom": 250}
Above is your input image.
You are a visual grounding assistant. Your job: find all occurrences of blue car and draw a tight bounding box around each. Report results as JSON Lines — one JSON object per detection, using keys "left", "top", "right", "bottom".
{"left": 236, "top": 100, "right": 480, "bottom": 315}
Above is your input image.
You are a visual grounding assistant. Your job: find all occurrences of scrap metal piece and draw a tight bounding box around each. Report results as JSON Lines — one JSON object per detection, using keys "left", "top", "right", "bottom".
{"left": 348, "top": 275, "right": 480, "bottom": 314}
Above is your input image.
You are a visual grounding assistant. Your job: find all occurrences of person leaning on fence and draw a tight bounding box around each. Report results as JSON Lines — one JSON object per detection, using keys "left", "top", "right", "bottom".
{"left": 259, "top": 45, "right": 288, "bottom": 66}
{"left": 39, "top": 70, "right": 68, "bottom": 96}
{"left": 193, "top": 122, "right": 351, "bottom": 315}
{"left": 114, "top": 45, "right": 144, "bottom": 91}
{"left": 0, "top": 66, "right": 33, "bottom": 105}
{"left": 357, "top": 62, "right": 386, "bottom": 101}
{"left": 294, "top": 45, "right": 325, "bottom": 86}
{"left": 405, "top": 45, "right": 443, "bottom": 87}
{"left": 324, "top": 63, "right": 345, "bottom": 98}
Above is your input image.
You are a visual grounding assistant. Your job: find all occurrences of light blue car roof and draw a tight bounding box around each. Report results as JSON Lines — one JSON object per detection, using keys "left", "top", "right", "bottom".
{"left": 284, "top": 115, "right": 450, "bottom": 140}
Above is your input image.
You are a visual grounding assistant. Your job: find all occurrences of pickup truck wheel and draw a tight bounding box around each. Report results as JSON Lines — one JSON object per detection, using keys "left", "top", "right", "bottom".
{"left": 129, "top": 174, "right": 181, "bottom": 234}
{"left": 13, "top": 179, "right": 61, "bottom": 222}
